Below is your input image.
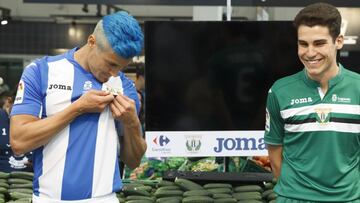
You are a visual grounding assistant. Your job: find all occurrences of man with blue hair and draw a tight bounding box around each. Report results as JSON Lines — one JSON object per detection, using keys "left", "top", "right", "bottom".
{"left": 10, "top": 11, "right": 147, "bottom": 203}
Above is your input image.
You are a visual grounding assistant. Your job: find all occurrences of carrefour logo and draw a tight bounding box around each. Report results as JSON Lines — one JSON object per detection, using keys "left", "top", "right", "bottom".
{"left": 153, "top": 135, "right": 170, "bottom": 146}
{"left": 213, "top": 137, "right": 266, "bottom": 153}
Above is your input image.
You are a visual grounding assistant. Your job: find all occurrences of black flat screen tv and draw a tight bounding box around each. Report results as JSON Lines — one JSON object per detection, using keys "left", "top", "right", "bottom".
{"left": 145, "top": 21, "right": 302, "bottom": 132}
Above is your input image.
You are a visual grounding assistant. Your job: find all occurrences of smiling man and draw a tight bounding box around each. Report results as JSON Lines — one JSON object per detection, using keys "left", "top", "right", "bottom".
{"left": 264, "top": 3, "right": 360, "bottom": 202}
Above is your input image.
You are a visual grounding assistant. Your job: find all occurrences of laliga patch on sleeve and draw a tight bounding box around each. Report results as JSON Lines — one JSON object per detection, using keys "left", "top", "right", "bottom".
{"left": 102, "top": 76, "right": 123, "bottom": 96}
{"left": 265, "top": 108, "right": 270, "bottom": 132}
{"left": 14, "top": 80, "right": 25, "bottom": 105}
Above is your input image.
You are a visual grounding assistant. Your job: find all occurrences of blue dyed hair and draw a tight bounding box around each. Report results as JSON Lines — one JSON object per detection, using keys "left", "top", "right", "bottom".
{"left": 102, "top": 11, "right": 144, "bottom": 59}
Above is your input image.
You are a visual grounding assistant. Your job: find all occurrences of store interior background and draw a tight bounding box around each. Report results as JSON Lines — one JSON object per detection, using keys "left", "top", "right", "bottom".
{"left": 0, "top": 0, "right": 359, "bottom": 177}
{"left": 1, "top": 0, "right": 359, "bottom": 89}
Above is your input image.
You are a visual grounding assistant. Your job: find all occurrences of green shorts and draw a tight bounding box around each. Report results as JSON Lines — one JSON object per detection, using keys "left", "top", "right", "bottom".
{"left": 276, "top": 196, "right": 360, "bottom": 203}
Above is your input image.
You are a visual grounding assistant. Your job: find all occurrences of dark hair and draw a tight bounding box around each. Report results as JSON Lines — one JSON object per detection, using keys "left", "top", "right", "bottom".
{"left": 136, "top": 65, "right": 145, "bottom": 78}
{"left": 293, "top": 3, "right": 341, "bottom": 42}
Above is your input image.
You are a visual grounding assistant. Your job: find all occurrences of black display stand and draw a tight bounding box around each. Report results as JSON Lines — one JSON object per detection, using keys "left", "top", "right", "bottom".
{"left": 163, "top": 170, "right": 273, "bottom": 185}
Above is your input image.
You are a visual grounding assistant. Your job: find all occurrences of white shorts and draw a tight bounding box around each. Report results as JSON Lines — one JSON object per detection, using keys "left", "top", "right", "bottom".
{"left": 32, "top": 193, "right": 119, "bottom": 203}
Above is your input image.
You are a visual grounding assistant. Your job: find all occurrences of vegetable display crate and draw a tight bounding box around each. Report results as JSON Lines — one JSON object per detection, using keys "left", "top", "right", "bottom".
{"left": 163, "top": 171, "right": 273, "bottom": 185}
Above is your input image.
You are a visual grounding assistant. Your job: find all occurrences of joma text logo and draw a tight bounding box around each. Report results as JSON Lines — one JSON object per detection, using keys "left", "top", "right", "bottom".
{"left": 49, "top": 84, "right": 72, "bottom": 90}
{"left": 291, "top": 97, "right": 312, "bottom": 105}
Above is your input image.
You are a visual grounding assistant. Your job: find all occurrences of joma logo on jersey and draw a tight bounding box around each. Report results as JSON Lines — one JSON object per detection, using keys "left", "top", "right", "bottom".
{"left": 48, "top": 84, "right": 72, "bottom": 90}
{"left": 290, "top": 97, "right": 313, "bottom": 105}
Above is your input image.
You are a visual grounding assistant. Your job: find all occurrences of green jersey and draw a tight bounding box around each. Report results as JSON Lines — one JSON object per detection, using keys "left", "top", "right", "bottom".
{"left": 265, "top": 64, "right": 360, "bottom": 201}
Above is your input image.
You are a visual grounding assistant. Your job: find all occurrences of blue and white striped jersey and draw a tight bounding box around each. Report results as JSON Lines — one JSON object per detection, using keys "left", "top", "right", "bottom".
{"left": 11, "top": 48, "right": 140, "bottom": 201}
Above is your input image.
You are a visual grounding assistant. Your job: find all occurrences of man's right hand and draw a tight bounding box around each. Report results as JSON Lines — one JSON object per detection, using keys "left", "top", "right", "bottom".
{"left": 74, "top": 90, "right": 114, "bottom": 114}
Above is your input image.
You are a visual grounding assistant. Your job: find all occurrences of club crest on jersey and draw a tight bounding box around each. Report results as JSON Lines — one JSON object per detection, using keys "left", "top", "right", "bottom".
{"left": 314, "top": 108, "right": 331, "bottom": 124}
{"left": 290, "top": 97, "right": 313, "bottom": 105}
{"left": 83, "top": 81, "right": 92, "bottom": 91}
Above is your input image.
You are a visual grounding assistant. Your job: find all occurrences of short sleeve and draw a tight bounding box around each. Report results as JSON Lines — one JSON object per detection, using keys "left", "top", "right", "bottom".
{"left": 264, "top": 88, "right": 284, "bottom": 145}
{"left": 120, "top": 72, "right": 140, "bottom": 115}
{"left": 11, "top": 62, "right": 43, "bottom": 117}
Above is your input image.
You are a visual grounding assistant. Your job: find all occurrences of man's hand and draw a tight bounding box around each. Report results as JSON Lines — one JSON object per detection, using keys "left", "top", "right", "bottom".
{"left": 109, "top": 94, "right": 138, "bottom": 126}
{"left": 74, "top": 90, "right": 114, "bottom": 114}
{"left": 110, "top": 94, "right": 146, "bottom": 169}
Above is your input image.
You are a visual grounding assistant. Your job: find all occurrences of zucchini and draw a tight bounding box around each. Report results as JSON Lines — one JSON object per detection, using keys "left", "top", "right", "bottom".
{"left": 183, "top": 189, "right": 212, "bottom": 197}
{"left": 182, "top": 196, "right": 214, "bottom": 203}
{"left": 203, "top": 183, "right": 232, "bottom": 189}
{"left": 234, "top": 185, "right": 263, "bottom": 193}
{"left": 156, "top": 196, "right": 182, "bottom": 203}
{"left": 214, "top": 198, "right": 237, "bottom": 203}
{"left": 10, "top": 172, "right": 34, "bottom": 181}
{"left": 212, "top": 193, "right": 232, "bottom": 199}
{"left": 207, "top": 188, "right": 232, "bottom": 194}
{"left": 174, "top": 178, "right": 203, "bottom": 191}
{"left": 154, "top": 189, "right": 183, "bottom": 198}
{"left": 122, "top": 187, "right": 151, "bottom": 197}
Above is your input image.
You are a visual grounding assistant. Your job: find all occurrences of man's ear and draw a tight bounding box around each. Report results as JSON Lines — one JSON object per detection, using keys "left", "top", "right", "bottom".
{"left": 335, "top": 35, "right": 344, "bottom": 50}
{"left": 87, "top": 34, "right": 96, "bottom": 47}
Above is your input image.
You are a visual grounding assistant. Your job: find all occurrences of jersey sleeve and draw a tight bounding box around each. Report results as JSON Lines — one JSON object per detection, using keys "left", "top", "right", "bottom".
{"left": 264, "top": 88, "right": 284, "bottom": 145}
{"left": 11, "top": 62, "right": 43, "bottom": 117}
{"left": 120, "top": 72, "right": 140, "bottom": 115}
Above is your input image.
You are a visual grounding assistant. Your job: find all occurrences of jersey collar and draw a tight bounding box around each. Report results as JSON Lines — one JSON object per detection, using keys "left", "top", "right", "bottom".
{"left": 302, "top": 63, "right": 344, "bottom": 88}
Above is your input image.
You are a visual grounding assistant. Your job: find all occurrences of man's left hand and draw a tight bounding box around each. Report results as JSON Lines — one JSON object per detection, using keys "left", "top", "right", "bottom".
{"left": 109, "top": 94, "right": 138, "bottom": 126}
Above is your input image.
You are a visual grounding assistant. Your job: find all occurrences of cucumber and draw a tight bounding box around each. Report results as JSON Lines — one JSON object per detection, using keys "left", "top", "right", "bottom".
{"left": 182, "top": 196, "right": 214, "bottom": 203}
{"left": 0, "top": 187, "right": 6, "bottom": 194}
{"left": 234, "top": 185, "right": 263, "bottom": 193}
{"left": 125, "top": 195, "right": 155, "bottom": 201}
{"left": 183, "top": 189, "right": 212, "bottom": 197}
{"left": 174, "top": 178, "right": 203, "bottom": 191}
{"left": 134, "top": 180, "right": 158, "bottom": 187}
{"left": 203, "top": 183, "right": 232, "bottom": 189}
{"left": 267, "top": 192, "right": 278, "bottom": 200}
{"left": 157, "top": 180, "right": 175, "bottom": 187}
{"left": 212, "top": 193, "right": 233, "bottom": 199}
{"left": 134, "top": 186, "right": 153, "bottom": 192}
{"left": 0, "top": 182, "right": 8, "bottom": 189}
{"left": 122, "top": 187, "right": 151, "bottom": 197}
{"left": 237, "top": 200, "right": 263, "bottom": 203}
{"left": 154, "top": 189, "right": 183, "bottom": 198}
{"left": 10, "top": 172, "right": 34, "bottom": 181}
{"left": 10, "top": 183, "right": 33, "bottom": 189}
{"left": 261, "top": 189, "right": 273, "bottom": 199}
{"left": 9, "top": 192, "right": 32, "bottom": 200}
{"left": 264, "top": 182, "right": 274, "bottom": 190}
{"left": 232, "top": 192, "right": 262, "bottom": 201}
{"left": 214, "top": 198, "right": 237, "bottom": 203}
{"left": 8, "top": 188, "right": 33, "bottom": 194}
{"left": 126, "top": 200, "right": 153, "bottom": 203}
{"left": 0, "top": 172, "right": 10, "bottom": 179}
{"left": 156, "top": 196, "right": 183, "bottom": 203}
{"left": 156, "top": 185, "right": 181, "bottom": 191}
{"left": 8, "top": 179, "right": 32, "bottom": 185}
{"left": 207, "top": 188, "right": 232, "bottom": 194}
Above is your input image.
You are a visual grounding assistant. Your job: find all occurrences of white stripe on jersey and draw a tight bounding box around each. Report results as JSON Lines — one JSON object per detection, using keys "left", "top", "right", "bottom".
{"left": 39, "top": 59, "right": 74, "bottom": 199}
{"left": 92, "top": 76, "right": 123, "bottom": 196}
{"left": 280, "top": 103, "right": 360, "bottom": 119}
{"left": 285, "top": 122, "right": 360, "bottom": 133}
{"left": 92, "top": 107, "right": 118, "bottom": 196}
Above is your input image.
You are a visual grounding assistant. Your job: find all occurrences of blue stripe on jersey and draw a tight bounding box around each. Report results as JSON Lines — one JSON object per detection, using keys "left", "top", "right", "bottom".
{"left": 61, "top": 67, "right": 102, "bottom": 200}
{"left": 62, "top": 114, "right": 99, "bottom": 200}
{"left": 33, "top": 147, "right": 44, "bottom": 196}
{"left": 38, "top": 58, "right": 49, "bottom": 118}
